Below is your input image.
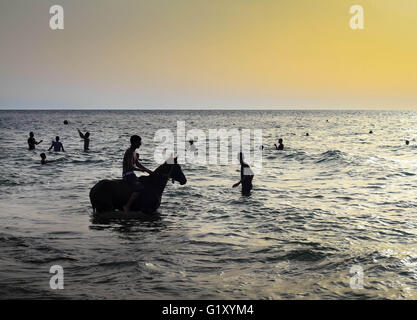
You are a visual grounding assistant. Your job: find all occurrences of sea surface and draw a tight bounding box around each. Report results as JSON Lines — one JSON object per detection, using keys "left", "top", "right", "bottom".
{"left": 1, "top": 110, "right": 417, "bottom": 299}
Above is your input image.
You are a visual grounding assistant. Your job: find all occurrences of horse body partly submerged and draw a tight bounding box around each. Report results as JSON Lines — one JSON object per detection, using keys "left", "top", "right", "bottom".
{"left": 90, "top": 160, "right": 186, "bottom": 214}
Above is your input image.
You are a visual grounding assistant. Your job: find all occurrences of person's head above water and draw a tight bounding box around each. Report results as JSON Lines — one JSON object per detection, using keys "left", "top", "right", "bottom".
{"left": 40, "top": 153, "right": 46, "bottom": 159}
{"left": 29, "top": 132, "right": 34, "bottom": 137}
{"left": 189, "top": 139, "right": 194, "bottom": 145}
{"left": 406, "top": 140, "right": 410, "bottom": 145}
{"left": 85, "top": 132, "right": 90, "bottom": 138}
{"left": 278, "top": 138, "right": 283, "bottom": 144}
{"left": 130, "top": 135, "right": 142, "bottom": 148}
{"left": 55, "top": 136, "right": 60, "bottom": 142}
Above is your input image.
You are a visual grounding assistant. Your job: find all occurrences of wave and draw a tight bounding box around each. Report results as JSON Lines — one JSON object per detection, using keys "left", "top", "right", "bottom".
{"left": 283, "top": 151, "right": 308, "bottom": 161}
{"left": 314, "top": 150, "right": 350, "bottom": 164}
{"left": 70, "top": 159, "right": 106, "bottom": 164}
{"left": 387, "top": 171, "right": 416, "bottom": 178}
{"left": 282, "top": 249, "right": 328, "bottom": 262}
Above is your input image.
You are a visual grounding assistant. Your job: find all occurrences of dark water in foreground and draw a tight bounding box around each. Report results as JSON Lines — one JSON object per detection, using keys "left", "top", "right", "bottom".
{"left": 1, "top": 110, "right": 417, "bottom": 299}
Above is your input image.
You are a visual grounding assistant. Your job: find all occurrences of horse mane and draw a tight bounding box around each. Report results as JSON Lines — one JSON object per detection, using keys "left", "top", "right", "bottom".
{"left": 152, "top": 162, "right": 171, "bottom": 176}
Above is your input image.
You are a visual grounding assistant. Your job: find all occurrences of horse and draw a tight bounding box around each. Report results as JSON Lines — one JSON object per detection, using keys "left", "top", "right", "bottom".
{"left": 89, "top": 158, "right": 187, "bottom": 214}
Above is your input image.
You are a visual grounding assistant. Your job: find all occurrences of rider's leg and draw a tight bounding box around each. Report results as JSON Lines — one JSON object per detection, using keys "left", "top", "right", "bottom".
{"left": 123, "top": 192, "right": 139, "bottom": 212}
{"left": 123, "top": 175, "right": 144, "bottom": 212}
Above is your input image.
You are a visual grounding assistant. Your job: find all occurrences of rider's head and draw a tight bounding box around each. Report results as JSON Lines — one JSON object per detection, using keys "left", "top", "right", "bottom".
{"left": 130, "top": 135, "right": 142, "bottom": 148}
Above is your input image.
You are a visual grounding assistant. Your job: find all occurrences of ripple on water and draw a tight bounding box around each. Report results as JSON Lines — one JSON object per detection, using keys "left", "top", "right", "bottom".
{"left": 1, "top": 110, "right": 417, "bottom": 299}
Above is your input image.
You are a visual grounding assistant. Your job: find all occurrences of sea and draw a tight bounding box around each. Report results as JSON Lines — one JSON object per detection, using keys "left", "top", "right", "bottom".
{"left": 0, "top": 110, "right": 417, "bottom": 299}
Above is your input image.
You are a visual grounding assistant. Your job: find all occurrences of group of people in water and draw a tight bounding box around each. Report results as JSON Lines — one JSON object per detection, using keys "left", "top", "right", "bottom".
{"left": 27, "top": 122, "right": 412, "bottom": 212}
{"left": 27, "top": 125, "right": 257, "bottom": 211}
{"left": 28, "top": 127, "right": 90, "bottom": 164}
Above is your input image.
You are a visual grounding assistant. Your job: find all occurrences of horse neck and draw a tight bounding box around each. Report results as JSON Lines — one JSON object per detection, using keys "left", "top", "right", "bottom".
{"left": 150, "top": 164, "right": 170, "bottom": 195}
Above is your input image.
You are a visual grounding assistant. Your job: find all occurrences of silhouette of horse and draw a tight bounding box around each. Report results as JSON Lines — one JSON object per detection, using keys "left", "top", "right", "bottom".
{"left": 89, "top": 158, "right": 187, "bottom": 214}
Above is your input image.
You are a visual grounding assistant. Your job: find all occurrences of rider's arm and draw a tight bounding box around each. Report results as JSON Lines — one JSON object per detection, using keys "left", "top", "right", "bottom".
{"left": 134, "top": 156, "right": 153, "bottom": 174}
{"left": 135, "top": 161, "right": 153, "bottom": 174}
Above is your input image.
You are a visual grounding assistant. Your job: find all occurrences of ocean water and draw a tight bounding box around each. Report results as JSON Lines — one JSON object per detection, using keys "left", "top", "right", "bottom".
{"left": 1, "top": 110, "right": 417, "bottom": 299}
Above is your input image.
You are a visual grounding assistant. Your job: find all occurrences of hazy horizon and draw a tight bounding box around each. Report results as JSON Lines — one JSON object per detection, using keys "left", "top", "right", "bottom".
{"left": 1, "top": 106, "right": 416, "bottom": 111}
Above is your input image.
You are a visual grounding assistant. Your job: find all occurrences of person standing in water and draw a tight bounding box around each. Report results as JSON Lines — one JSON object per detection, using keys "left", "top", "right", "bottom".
{"left": 77, "top": 128, "right": 90, "bottom": 151}
{"left": 122, "top": 135, "right": 153, "bottom": 212}
{"left": 232, "top": 152, "right": 254, "bottom": 196}
{"left": 27, "top": 132, "right": 43, "bottom": 150}
{"left": 48, "top": 136, "right": 65, "bottom": 152}
{"left": 274, "top": 138, "right": 284, "bottom": 150}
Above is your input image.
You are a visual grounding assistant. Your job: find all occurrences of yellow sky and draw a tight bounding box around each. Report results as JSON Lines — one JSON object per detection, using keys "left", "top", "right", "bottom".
{"left": 0, "top": 0, "right": 417, "bottom": 109}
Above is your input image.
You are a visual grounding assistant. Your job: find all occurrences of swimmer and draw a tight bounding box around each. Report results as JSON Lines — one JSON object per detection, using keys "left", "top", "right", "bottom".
{"left": 48, "top": 136, "right": 65, "bottom": 152}
{"left": 187, "top": 139, "right": 196, "bottom": 152}
{"left": 232, "top": 152, "right": 254, "bottom": 196}
{"left": 27, "top": 132, "right": 43, "bottom": 150}
{"left": 274, "top": 138, "right": 284, "bottom": 151}
{"left": 77, "top": 128, "right": 90, "bottom": 151}
{"left": 40, "top": 153, "right": 56, "bottom": 165}
{"left": 406, "top": 140, "right": 410, "bottom": 145}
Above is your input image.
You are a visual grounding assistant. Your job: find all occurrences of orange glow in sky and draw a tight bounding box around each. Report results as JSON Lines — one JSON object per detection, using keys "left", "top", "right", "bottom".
{"left": 1, "top": 0, "right": 416, "bottom": 109}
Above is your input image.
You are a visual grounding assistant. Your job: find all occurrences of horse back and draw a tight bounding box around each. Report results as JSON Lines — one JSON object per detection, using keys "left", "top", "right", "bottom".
{"left": 90, "top": 179, "right": 131, "bottom": 212}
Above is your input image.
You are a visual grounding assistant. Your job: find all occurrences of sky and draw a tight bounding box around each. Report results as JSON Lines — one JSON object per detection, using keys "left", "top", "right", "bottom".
{"left": 0, "top": 0, "right": 417, "bottom": 110}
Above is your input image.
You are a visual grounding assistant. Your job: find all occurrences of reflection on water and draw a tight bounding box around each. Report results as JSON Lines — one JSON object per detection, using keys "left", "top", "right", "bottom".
{"left": 1, "top": 110, "right": 417, "bottom": 299}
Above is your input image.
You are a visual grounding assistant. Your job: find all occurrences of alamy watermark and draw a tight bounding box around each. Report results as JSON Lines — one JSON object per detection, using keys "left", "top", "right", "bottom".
{"left": 49, "top": 4, "right": 365, "bottom": 31}
{"left": 49, "top": 265, "right": 64, "bottom": 289}
{"left": 349, "top": 265, "right": 364, "bottom": 290}
{"left": 49, "top": 5, "right": 64, "bottom": 30}
{"left": 350, "top": 5, "right": 364, "bottom": 30}
{"left": 153, "top": 121, "right": 263, "bottom": 174}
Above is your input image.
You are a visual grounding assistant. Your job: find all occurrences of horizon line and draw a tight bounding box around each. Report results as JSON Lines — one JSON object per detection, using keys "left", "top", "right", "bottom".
{"left": 1, "top": 107, "right": 416, "bottom": 111}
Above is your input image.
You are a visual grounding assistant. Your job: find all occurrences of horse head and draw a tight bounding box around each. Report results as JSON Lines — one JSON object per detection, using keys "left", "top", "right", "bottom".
{"left": 167, "top": 157, "right": 187, "bottom": 185}
{"left": 153, "top": 157, "right": 187, "bottom": 185}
